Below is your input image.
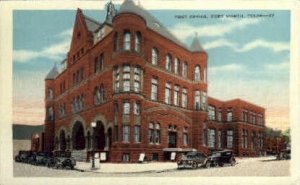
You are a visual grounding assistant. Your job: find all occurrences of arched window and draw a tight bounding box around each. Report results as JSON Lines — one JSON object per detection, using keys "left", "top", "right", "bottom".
{"left": 47, "top": 107, "right": 54, "bottom": 120}
{"left": 203, "top": 67, "right": 207, "bottom": 83}
{"left": 182, "top": 88, "right": 187, "bottom": 108}
{"left": 135, "top": 31, "right": 141, "bottom": 53}
{"left": 123, "top": 30, "right": 131, "bottom": 51}
{"left": 94, "top": 86, "right": 100, "bottom": 105}
{"left": 194, "top": 90, "right": 201, "bottom": 110}
{"left": 151, "top": 48, "right": 159, "bottom": 65}
{"left": 47, "top": 88, "right": 53, "bottom": 100}
{"left": 165, "top": 54, "right": 172, "bottom": 71}
{"left": 113, "top": 32, "right": 118, "bottom": 51}
{"left": 194, "top": 65, "right": 201, "bottom": 81}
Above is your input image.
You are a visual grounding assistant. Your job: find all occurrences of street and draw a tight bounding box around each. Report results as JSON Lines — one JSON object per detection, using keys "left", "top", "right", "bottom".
{"left": 13, "top": 156, "right": 289, "bottom": 177}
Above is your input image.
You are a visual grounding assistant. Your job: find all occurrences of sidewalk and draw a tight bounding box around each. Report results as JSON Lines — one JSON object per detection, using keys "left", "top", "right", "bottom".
{"left": 75, "top": 161, "right": 178, "bottom": 173}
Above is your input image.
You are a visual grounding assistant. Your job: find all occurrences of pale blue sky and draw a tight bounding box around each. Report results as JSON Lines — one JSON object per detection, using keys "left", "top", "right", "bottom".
{"left": 13, "top": 7, "right": 290, "bottom": 130}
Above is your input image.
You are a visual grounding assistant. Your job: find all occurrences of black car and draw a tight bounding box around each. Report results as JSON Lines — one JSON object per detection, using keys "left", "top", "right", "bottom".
{"left": 177, "top": 152, "right": 211, "bottom": 169}
{"left": 209, "top": 150, "right": 236, "bottom": 167}
{"left": 29, "top": 152, "right": 53, "bottom": 166}
{"left": 14, "top": 150, "right": 32, "bottom": 163}
{"left": 47, "top": 151, "right": 76, "bottom": 170}
{"left": 276, "top": 149, "right": 290, "bottom": 160}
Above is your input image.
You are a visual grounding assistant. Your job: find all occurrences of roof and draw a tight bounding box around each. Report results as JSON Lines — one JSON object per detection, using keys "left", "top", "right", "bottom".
{"left": 190, "top": 36, "right": 205, "bottom": 52}
{"left": 45, "top": 64, "right": 59, "bottom": 80}
{"left": 118, "top": 0, "right": 190, "bottom": 50}
{"left": 83, "top": 15, "right": 102, "bottom": 33}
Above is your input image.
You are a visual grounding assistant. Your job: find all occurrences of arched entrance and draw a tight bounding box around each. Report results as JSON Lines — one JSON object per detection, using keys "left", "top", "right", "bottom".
{"left": 72, "top": 121, "right": 85, "bottom": 150}
{"left": 93, "top": 121, "right": 105, "bottom": 150}
{"left": 59, "top": 130, "right": 66, "bottom": 151}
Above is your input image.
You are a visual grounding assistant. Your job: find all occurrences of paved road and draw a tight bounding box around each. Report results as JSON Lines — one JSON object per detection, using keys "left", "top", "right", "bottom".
{"left": 13, "top": 157, "right": 289, "bottom": 177}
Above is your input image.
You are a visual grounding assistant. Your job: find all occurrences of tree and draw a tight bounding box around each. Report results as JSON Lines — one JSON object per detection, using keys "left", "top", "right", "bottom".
{"left": 282, "top": 128, "right": 290, "bottom": 145}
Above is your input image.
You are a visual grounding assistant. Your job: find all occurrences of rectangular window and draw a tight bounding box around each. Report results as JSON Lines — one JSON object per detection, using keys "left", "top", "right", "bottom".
{"left": 122, "top": 153, "right": 130, "bottom": 162}
{"left": 217, "top": 109, "right": 222, "bottom": 122}
{"left": 182, "top": 62, "right": 187, "bottom": 78}
{"left": 174, "top": 58, "right": 179, "bottom": 74}
{"left": 122, "top": 125, "right": 130, "bottom": 142}
{"left": 123, "top": 31, "right": 131, "bottom": 51}
{"left": 182, "top": 88, "right": 187, "bottom": 108}
{"left": 208, "top": 129, "right": 215, "bottom": 148}
{"left": 208, "top": 105, "right": 216, "bottom": 120}
{"left": 165, "top": 82, "right": 171, "bottom": 104}
{"left": 227, "top": 130, "right": 233, "bottom": 148}
{"left": 227, "top": 110, "right": 233, "bottom": 122}
{"left": 134, "top": 125, "right": 140, "bottom": 143}
{"left": 134, "top": 102, "right": 140, "bottom": 115}
{"left": 218, "top": 131, "right": 222, "bottom": 148}
{"left": 123, "top": 102, "right": 130, "bottom": 115}
{"left": 174, "top": 85, "right": 179, "bottom": 106}
{"left": 201, "top": 91, "right": 207, "bottom": 110}
{"left": 183, "top": 133, "right": 188, "bottom": 146}
{"left": 151, "top": 78, "right": 158, "bottom": 101}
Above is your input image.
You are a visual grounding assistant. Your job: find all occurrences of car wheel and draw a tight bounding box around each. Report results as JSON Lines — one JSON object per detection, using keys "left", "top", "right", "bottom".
{"left": 230, "top": 159, "right": 236, "bottom": 166}
{"left": 205, "top": 161, "right": 211, "bottom": 168}
{"left": 219, "top": 162, "right": 224, "bottom": 167}
{"left": 192, "top": 162, "right": 198, "bottom": 169}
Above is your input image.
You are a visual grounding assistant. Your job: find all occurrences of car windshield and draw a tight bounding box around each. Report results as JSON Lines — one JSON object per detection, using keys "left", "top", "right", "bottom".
{"left": 211, "top": 152, "right": 221, "bottom": 157}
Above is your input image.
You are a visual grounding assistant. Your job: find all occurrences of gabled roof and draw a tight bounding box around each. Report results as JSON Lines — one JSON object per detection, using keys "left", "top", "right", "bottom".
{"left": 83, "top": 15, "right": 102, "bottom": 33}
{"left": 118, "top": 0, "right": 189, "bottom": 50}
{"left": 45, "top": 64, "right": 59, "bottom": 80}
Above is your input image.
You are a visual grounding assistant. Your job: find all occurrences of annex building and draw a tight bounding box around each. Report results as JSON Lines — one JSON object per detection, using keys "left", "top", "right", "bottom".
{"left": 38, "top": 0, "right": 266, "bottom": 162}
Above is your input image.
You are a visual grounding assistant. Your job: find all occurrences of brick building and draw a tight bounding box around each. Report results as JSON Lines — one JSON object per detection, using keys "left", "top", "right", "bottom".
{"left": 42, "top": 0, "right": 266, "bottom": 162}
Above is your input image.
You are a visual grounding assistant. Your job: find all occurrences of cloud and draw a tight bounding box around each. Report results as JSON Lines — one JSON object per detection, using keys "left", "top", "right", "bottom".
{"left": 265, "top": 60, "right": 289, "bottom": 70}
{"left": 236, "top": 39, "right": 290, "bottom": 53}
{"left": 13, "top": 28, "right": 72, "bottom": 63}
{"left": 209, "top": 63, "right": 244, "bottom": 74}
{"left": 170, "top": 18, "right": 261, "bottom": 41}
{"left": 203, "top": 38, "right": 236, "bottom": 50}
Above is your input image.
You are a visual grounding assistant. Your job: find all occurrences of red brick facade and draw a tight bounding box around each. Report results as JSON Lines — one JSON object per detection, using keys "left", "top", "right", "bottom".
{"left": 42, "top": 0, "right": 266, "bottom": 162}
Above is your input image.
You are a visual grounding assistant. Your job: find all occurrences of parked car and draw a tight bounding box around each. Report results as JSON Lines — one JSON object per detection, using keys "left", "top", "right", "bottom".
{"left": 177, "top": 152, "right": 211, "bottom": 169}
{"left": 276, "top": 149, "right": 290, "bottom": 160}
{"left": 29, "top": 152, "right": 53, "bottom": 166}
{"left": 14, "top": 150, "right": 32, "bottom": 163}
{"left": 209, "top": 150, "right": 236, "bottom": 167}
{"left": 47, "top": 151, "right": 76, "bottom": 170}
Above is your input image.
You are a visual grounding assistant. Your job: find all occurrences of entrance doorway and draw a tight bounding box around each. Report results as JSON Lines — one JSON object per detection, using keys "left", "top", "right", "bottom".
{"left": 168, "top": 132, "right": 177, "bottom": 148}
{"left": 72, "top": 121, "right": 85, "bottom": 150}
{"left": 93, "top": 121, "right": 105, "bottom": 150}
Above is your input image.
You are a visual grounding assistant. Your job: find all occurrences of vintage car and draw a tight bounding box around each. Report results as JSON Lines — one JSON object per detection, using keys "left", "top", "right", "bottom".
{"left": 209, "top": 150, "right": 236, "bottom": 167}
{"left": 29, "top": 152, "right": 53, "bottom": 166}
{"left": 47, "top": 151, "right": 76, "bottom": 170}
{"left": 177, "top": 152, "right": 211, "bottom": 169}
{"left": 276, "top": 149, "right": 291, "bottom": 160}
{"left": 14, "top": 150, "right": 33, "bottom": 163}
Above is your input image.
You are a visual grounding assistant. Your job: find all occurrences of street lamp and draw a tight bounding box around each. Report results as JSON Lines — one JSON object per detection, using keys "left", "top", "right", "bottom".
{"left": 91, "top": 121, "right": 97, "bottom": 170}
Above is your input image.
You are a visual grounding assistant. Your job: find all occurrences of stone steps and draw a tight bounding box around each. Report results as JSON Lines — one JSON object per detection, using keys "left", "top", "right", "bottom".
{"left": 72, "top": 150, "right": 87, "bottom": 162}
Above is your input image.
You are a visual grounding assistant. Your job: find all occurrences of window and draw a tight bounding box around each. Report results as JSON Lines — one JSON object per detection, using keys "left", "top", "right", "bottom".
{"left": 149, "top": 123, "right": 160, "bottom": 144}
{"left": 182, "top": 62, "right": 188, "bottom": 78}
{"left": 203, "top": 67, "right": 207, "bottom": 82}
{"left": 242, "top": 130, "right": 248, "bottom": 148}
{"left": 243, "top": 109, "right": 248, "bottom": 122}
{"left": 174, "top": 85, "right": 179, "bottom": 106}
{"left": 134, "top": 101, "right": 140, "bottom": 115}
{"left": 123, "top": 30, "right": 131, "bottom": 51}
{"left": 174, "top": 58, "right": 179, "bottom": 74}
{"left": 182, "top": 88, "right": 187, "bottom": 108}
{"left": 151, "top": 78, "right": 158, "bottom": 101}
{"left": 59, "top": 103, "right": 65, "bottom": 118}
{"left": 151, "top": 48, "right": 159, "bottom": 65}
{"left": 94, "top": 54, "right": 104, "bottom": 73}
{"left": 227, "top": 110, "right": 233, "bottom": 122}
{"left": 208, "top": 105, "right": 216, "bottom": 120}
{"left": 123, "top": 102, "right": 130, "bottom": 115}
{"left": 135, "top": 32, "right": 141, "bottom": 52}
{"left": 258, "top": 132, "right": 263, "bottom": 148}
{"left": 194, "top": 65, "right": 201, "bottom": 81}
{"left": 47, "top": 88, "right": 53, "bottom": 100}
{"left": 165, "top": 82, "right": 171, "bottom": 104}
{"left": 114, "top": 67, "right": 120, "bottom": 92}
{"left": 201, "top": 91, "right": 207, "bottom": 110}
{"left": 134, "top": 125, "right": 141, "bottom": 143}
{"left": 133, "top": 67, "right": 141, "bottom": 92}
{"left": 122, "top": 125, "right": 130, "bottom": 142}
{"left": 251, "top": 131, "right": 255, "bottom": 149}
{"left": 165, "top": 54, "right": 172, "bottom": 71}
{"left": 99, "top": 84, "right": 105, "bottom": 103}
{"left": 227, "top": 130, "right": 233, "bottom": 148}
{"left": 258, "top": 114, "right": 263, "bottom": 125}
{"left": 194, "top": 90, "right": 201, "bottom": 110}
{"left": 183, "top": 127, "right": 188, "bottom": 146}
{"left": 123, "top": 65, "right": 131, "bottom": 92}
{"left": 208, "top": 129, "right": 216, "bottom": 148}
{"left": 47, "top": 107, "right": 54, "bottom": 121}
{"left": 122, "top": 153, "right": 130, "bottom": 162}
{"left": 113, "top": 32, "right": 118, "bottom": 51}
{"left": 94, "top": 87, "right": 100, "bottom": 105}
{"left": 217, "top": 108, "right": 222, "bottom": 122}
{"left": 218, "top": 131, "right": 222, "bottom": 148}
